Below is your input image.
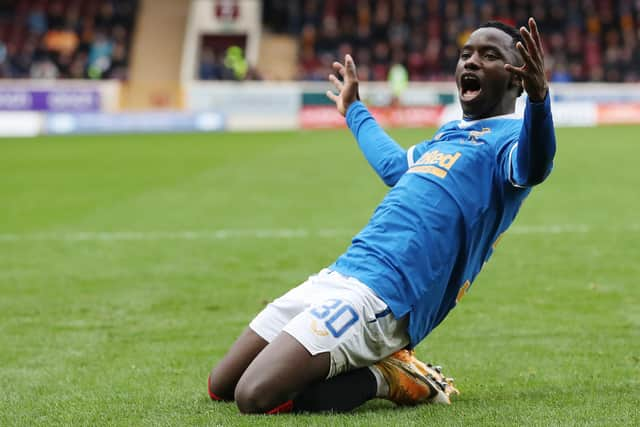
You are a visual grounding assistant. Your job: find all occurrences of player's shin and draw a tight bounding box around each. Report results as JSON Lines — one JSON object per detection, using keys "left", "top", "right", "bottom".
{"left": 289, "top": 368, "right": 378, "bottom": 413}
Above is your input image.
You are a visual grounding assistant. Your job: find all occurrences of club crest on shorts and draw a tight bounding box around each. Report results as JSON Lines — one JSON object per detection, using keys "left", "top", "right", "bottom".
{"left": 310, "top": 319, "right": 329, "bottom": 336}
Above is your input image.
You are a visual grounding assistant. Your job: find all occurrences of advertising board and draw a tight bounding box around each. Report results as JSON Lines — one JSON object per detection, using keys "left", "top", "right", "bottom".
{"left": 0, "top": 89, "right": 100, "bottom": 112}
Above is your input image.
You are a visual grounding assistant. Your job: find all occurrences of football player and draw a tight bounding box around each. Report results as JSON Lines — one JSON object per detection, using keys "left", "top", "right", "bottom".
{"left": 208, "top": 18, "right": 556, "bottom": 414}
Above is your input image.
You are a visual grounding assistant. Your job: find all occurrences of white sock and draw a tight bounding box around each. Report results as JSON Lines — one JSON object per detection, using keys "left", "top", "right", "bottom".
{"left": 368, "top": 365, "right": 389, "bottom": 398}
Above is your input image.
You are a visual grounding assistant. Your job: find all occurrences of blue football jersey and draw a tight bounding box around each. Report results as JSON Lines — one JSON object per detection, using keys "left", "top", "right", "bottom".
{"left": 331, "top": 99, "right": 555, "bottom": 347}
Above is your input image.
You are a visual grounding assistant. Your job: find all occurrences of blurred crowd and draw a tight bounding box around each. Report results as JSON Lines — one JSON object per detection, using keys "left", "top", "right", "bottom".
{"left": 0, "top": 0, "right": 138, "bottom": 79}
{"left": 263, "top": 0, "right": 640, "bottom": 82}
{"left": 3, "top": 0, "right": 639, "bottom": 83}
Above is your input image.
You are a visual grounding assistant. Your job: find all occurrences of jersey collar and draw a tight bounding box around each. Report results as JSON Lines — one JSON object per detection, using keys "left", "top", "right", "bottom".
{"left": 457, "top": 112, "right": 521, "bottom": 129}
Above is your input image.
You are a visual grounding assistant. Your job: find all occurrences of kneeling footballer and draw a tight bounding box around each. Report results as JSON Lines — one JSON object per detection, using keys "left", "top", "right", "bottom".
{"left": 207, "top": 18, "right": 556, "bottom": 414}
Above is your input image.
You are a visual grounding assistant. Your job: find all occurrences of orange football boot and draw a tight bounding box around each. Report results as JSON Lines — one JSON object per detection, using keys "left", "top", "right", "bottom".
{"left": 374, "top": 349, "right": 455, "bottom": 405}
{"left": 409, "top": 350, "right": 460, "bottom": 398}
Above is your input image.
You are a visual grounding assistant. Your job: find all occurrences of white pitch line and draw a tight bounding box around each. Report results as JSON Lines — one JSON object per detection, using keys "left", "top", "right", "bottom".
{"left": 0, "top": 225, "right": 637, "bottom": 242}
{"left": 509, "top": 224, "right": 592, "bottom": 234}
{"left": 0, "top": 229, "right": 348, "bottom": 242}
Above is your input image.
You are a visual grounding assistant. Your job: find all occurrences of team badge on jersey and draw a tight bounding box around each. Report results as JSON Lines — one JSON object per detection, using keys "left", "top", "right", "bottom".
{"left": 468, "top": 127, "right": 491, "bottom": 142}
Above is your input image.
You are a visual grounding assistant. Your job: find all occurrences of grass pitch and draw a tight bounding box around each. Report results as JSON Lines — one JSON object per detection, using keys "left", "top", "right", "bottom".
{"left": 0, "top": 126, "right": 638, "bottom": 426}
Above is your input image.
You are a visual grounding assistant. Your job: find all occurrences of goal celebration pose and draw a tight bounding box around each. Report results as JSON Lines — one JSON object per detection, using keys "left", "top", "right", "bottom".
{"left": 208, "top": 18, "right": 556, "bottom": 414}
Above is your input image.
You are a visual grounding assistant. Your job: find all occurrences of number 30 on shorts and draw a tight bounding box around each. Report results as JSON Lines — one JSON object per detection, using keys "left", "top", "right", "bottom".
{"left": 310, "top": 299, "right": 360, "bottom": 338}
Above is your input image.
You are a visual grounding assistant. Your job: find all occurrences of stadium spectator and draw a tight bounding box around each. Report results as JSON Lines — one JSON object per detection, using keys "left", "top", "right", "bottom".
{"left": 46, "top": 0, "right": 66, "bottom": 31}
{"left": 94, "top": 1, "right": 116, "bottom": 31}
{"left": 199, "top": 47, "right": 226, "bottom": 80}
{"left": 27, "top": 3, "right": 48, "bottom": 35}
{"left": 0, "top": 41, "right": 8, "bottom": 78}
{"left": 199, "top": 45, "right": 262, "bottom": 81}
{"left": 44, "top": 25, "right": 79, "bottom": 56}
{"left": 30, "top": 55, "right": 59, "bottom": 79}
{"left": 259, "top": 0, "right": 640, "bottom": 83}
{"left": 87, "top": 30, "right": 113, "bottom": 79}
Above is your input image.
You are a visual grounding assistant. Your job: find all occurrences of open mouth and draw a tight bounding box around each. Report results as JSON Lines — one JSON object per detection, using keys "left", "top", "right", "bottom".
{"left": 460, "top": 74, "right": 482, "bottom": 102}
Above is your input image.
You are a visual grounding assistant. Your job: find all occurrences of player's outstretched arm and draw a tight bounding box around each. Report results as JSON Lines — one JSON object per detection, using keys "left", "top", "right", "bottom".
{"left": 505, "top": 18, "right": 556, "bottom": 186}
{"left": 327, "top": 55, "right": 408, "bottom": 187}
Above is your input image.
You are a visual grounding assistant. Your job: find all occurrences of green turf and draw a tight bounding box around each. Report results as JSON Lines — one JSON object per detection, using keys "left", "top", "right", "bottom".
{"left": 0, "top": 127, "right": 638, "bottom": 426}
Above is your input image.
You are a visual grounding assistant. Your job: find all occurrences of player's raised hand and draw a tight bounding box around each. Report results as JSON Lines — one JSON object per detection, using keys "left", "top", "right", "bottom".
{"left": 505, "top": 17, "right": 548, "bottom": 102}
{"left": 326, "top": 54, "right": 360, "bottom": 117}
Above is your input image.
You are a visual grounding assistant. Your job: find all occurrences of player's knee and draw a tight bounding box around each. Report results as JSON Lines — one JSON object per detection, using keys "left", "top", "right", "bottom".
{"left": 234, "top": 377, "right": 274, "bottom": 414}
{"left": 208, "top": 372, "right": 233, "bottom": 402}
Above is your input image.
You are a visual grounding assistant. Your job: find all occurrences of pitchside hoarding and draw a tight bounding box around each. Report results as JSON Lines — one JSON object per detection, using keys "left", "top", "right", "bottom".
{"left": 299, "top": 83, "right": 640, "bottom": 129}
{"left": 45, "top": 111, "right": 224, "bottom": 135}
{"left": 2, "top": 80, "right": 640, "bottom": 137}
{"left": 186, "top": 82, "right": 301, "bottom": 131}
{"left": 300, "top": 105, "right": 445, "bottom": 129}
{"left": 0, "top": 80, "right": 120, "bottom": 113}
{"left": 0, "top": 88, "right": 100, "bottom": 112}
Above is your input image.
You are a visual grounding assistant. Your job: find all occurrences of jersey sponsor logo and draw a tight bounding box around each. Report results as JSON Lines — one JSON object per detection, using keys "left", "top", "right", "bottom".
{"left": 409, "top": 149, "right": 462, "bottom": 178}
{"left": 410, "top": 165, "right": 448, "bottom": 178}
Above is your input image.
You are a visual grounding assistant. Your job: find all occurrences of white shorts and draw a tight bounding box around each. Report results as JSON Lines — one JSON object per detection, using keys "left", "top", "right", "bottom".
{"left": 249, "top": 269, "right": 410, "bottom": 378}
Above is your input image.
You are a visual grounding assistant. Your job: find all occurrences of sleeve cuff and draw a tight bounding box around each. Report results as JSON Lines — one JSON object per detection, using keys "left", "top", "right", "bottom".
{"left": 526, "top": 91, "right": 551, "bottom": 117}
{"left": 527, "top": 90, "right": 550, "bottom": 108}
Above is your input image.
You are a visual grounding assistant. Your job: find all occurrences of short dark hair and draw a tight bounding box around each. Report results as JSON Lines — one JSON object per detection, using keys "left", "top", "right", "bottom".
{"left": 479, "top": 21, "right": 525, "bottom": 96}
{"left": 479, "top": 21, "right": 525, "bottom": 51}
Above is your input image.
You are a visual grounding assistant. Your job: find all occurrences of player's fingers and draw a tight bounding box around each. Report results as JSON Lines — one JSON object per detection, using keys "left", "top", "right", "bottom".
{"left": 332, "top": 61, "right": 346, "bottom": 77}
{"left": 529, "top": 17, "right": 544, "bottom": 58}
{"left": 519, "top": 26, "right": 541, "bottom": 66}
{"left": 345, "top": 54, "right": 358, "bottom": 81}
{"left": 516, "top": 41, "right": 535, "bottom": 70}
{"left": 326, "top": 90, "right": 339, "bottom": 104}
{"left": 504, "top": 63, "right": 526, "bottom": 77}
{"left": 329, "top": 74, "right": 344, "bottom": 91}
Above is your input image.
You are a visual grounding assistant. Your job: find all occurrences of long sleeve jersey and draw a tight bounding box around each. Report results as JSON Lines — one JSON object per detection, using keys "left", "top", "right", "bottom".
{"left": 330, "top": 95, "right": 556, "bottom": 347}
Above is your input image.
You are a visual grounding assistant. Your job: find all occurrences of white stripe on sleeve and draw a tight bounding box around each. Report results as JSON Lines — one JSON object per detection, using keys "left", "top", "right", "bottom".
{"left": 407, "top": 145, "right": 416, "bottom": 167}
{"left": 508, "top": 143, "right": 527, "bottom": 188}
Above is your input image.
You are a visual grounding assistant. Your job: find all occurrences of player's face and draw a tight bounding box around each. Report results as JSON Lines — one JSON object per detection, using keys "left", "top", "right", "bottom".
{"left": 455, "top": 28, "right": 521, "bottom": 120}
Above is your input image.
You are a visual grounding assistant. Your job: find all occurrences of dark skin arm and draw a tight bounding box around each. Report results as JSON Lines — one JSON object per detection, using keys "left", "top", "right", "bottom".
{"left": 505, "top": 17, "right": 548, "bottom": 102}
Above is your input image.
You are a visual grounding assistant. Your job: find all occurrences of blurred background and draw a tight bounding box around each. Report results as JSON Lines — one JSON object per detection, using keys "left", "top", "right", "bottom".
{"left": 1, "top": 0, "right": 640, "bottom": 135}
